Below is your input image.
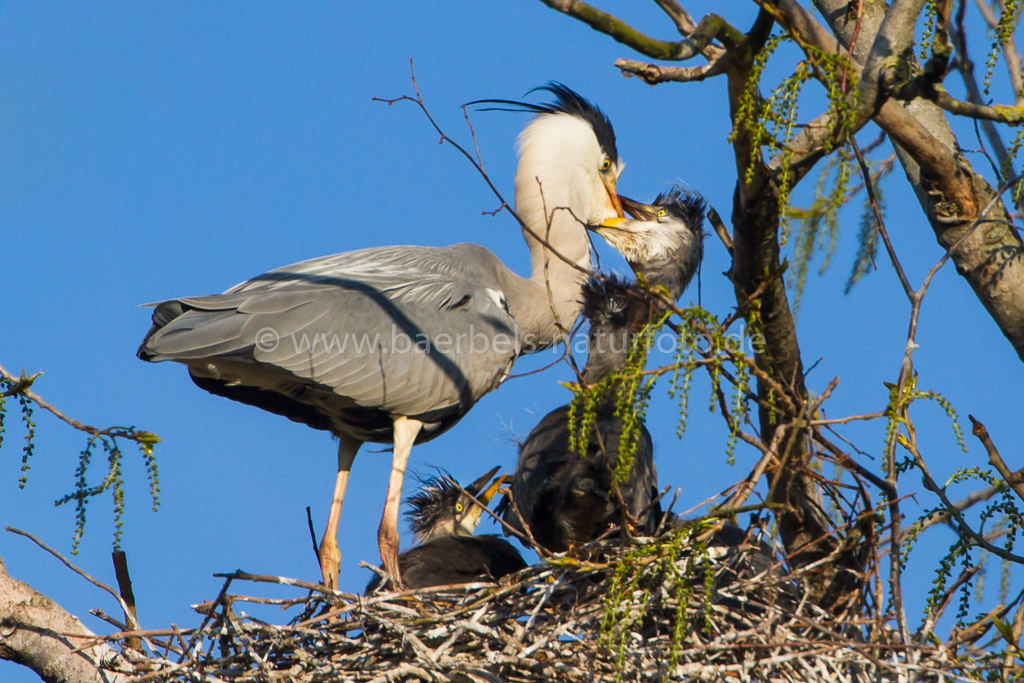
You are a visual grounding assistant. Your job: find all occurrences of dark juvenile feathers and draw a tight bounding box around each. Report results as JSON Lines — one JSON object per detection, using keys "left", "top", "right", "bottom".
{"left": 580, "top": 275, "right": 638, "bottom": 384}
{"left": 503, "top": 402, "right": 659, "bottom": 552}
{"left": 366, "top": 535, "right": 525, "bottom": 592}
{"left": 469, "top": 82, "right": 618, "bottom": 163}
{"left": 503, "top": 188, "right": 707, "bottom": 553}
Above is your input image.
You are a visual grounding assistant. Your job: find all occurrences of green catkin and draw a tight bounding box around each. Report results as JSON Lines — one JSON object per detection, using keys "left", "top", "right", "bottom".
{"left": 601, "top": 526, "right": 715, "bottom": 680}
{"left": 920, "top": 0, "right": 938, "bottom": 62}
{"left": 1, "top": 374, "right": 161, "bottom": 552}
{"left": 732, "top": 34, "right": 859, "bottom": 248}
{"left": 17, "top": 391, "right": 36, "bottom": 488}
{"left": 983, "top": 0, "right": 1023, "bottom": 95}
{"left": 846, "top": 177, "right": 883, "bottom": 292}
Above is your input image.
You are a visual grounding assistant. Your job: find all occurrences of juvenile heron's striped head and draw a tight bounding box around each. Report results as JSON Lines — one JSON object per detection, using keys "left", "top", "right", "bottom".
{"left": 590, "top": 187, "right": 706, "bottom": 298}
{"left": 405, "top": 466, "right": 506, "bottom": 543}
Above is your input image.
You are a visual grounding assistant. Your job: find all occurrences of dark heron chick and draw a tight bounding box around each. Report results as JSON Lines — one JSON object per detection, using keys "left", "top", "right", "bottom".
{"left": 367, "top": 467, "right": 526, "bottom": 591}
{"left": 406, "top": 466, "right": 504, "bottom": 543}
{"left": 502, "top": 188, "right": 707, "bottom": 552}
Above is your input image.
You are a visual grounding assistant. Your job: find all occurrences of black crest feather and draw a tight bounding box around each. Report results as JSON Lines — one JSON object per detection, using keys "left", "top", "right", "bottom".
{"left": 655, "top": 187, "right": 708, "bottom": 230}
{"left": 581, "top": 275, "right": 632, "bottom": 326}
{"left": 404, "top": 471, "right": 460, "bottom": 538}
{"left": 468, "top": 82, "right": 618, "bottom": 163}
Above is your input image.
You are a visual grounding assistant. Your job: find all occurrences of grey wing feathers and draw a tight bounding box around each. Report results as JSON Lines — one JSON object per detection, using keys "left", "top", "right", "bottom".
{"left": 225, "top": 244, "right": 496, "bottom": 304}
{"left": 138, "top": 244, "right": 521, "bottom": 429}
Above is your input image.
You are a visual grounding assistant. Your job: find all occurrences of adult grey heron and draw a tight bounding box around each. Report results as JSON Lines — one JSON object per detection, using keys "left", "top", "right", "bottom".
{"left": 502, "top": 188, "right": 706, "bottom": 552}
{"left": 366, "top": 467, "right": 526, "bottom": 591}
{"left": 137, "top": 84, "right": 625, "bottom": 587}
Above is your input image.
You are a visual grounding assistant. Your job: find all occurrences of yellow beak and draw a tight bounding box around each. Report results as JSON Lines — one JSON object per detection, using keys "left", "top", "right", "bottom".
{"left": 602, "top": 175, "right": 625, "bottom": 219}
{"left": 477, "top": 473, "right": 507, "bottom": 506}
{"left": 598, "top": 217, "right": 627, "bottom": 229}
{"left": 458, "top": 473, "right": 507, "bottom": 535}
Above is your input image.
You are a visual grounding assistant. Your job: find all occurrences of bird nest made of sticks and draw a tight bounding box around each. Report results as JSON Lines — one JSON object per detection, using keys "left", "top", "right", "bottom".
{"left": 113, "top": 530, "right": 975, "bottom": 683}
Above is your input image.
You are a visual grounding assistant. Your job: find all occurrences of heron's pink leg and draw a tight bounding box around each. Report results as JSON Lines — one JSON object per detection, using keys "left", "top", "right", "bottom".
{"left": 319, "top": 436, "right": 361, "bottom": 589}
{"left": 378, "top": 416, "right": 423, "bottom": 587}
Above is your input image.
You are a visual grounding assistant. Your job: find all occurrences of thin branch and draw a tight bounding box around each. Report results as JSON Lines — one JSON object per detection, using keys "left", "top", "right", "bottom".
{"left": 6, "top": 526, "right": 145, "bottom": 636}
{"left": 852, "top": 139, "right": 914, "bottom": 297}
{"left": 0, "top": 361, "right": 158, "bottom": 446}
{"left": 906, "top": 444, "right": 1024, "bottom": 564}
{"left": 894, "top": 82, "right": 1024, "bottom": 123}
{"left": 538, "top": 1, "right": 746, "bottom": 60}
{"left": 374, "top": 60, "right": 592, "bottom": 279}
{"left": 614, "top": 57, "right": 727, "bottom": 84}
{"left": 882, "top": 471, "right": 1024, "bottom": 545}
{"left": 969, "top": 414, "right": 1024, "bottom": 503}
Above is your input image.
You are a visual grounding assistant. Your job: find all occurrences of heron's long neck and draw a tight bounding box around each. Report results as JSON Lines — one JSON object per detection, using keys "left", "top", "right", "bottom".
{"left": 506, "top": 191, "right": 591, "bottom": 351}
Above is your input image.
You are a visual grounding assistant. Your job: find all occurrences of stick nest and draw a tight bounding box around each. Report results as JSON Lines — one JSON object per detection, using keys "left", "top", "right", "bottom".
{"left": 112, "top": 532, "right": 984, "bottom": 683}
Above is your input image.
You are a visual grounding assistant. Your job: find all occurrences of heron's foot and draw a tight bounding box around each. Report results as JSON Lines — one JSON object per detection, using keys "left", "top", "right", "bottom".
{"left": 378, "top": 528, "right": 404, "bottom": 589}
{"left": 318, "top": 538, "right": 341, "bottom": 589}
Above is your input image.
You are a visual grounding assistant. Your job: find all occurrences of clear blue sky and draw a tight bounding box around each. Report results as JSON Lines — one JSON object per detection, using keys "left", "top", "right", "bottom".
{"left": 1, "top": 3, "right": 1020, "bottom": 680}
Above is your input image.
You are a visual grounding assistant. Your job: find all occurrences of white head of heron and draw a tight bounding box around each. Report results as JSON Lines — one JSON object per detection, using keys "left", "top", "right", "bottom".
{"left": 469, "top": 83, "right": 627, "bottom": 348}
{"left": 476, "top": 84, "right": 625, "bottom": 271}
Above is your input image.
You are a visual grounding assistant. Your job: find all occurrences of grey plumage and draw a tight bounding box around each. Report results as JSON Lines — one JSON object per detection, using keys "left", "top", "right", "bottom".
{"left": 140, "top": 244, "right": 520, "bottom": 443}
{"left": 608, "top": 187, "right": 706, "bottom": 297}
{"left": 627, "top": 187, "right": 706, "bottom": 295}
{"left": 136, "top": 83, "right": 628, "bottom": 588}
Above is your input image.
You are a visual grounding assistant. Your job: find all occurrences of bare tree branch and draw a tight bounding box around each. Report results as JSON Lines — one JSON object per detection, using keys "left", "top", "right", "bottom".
{"left": 538, "top": 0, "right": 739, "bottom": 60}
{"left": 0, "top": 555, "right": 133, "bottom": 683}
{"left": 969, "top": 415, "right": 1024, "bottom": 504}
{"left": 614, "top": 57, "right": 726, "bottom": 84}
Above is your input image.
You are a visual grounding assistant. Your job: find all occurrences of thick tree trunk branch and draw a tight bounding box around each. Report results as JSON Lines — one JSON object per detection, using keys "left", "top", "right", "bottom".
{"left": 0, "top": 557, "right": 133, "bottom": 683}
{"left": 813, "top": 0, "right": 1024, "bottom": 362}
{"left": 858, "top": 0, "right": 927, "bottom": 114}
{"left": 880, "top": 103, "right": 1024, "bottom": 364}
{"left": 723, "top": 48, "right": 866, "bottom": 611}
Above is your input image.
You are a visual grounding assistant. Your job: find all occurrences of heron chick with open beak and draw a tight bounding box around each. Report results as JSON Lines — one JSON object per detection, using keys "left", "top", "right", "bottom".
{"left": 590, "top": 187, "right": 706, "bottom": 296}
{"left": 407, "top": 466, "right": 506, "bottom": 543}
{"left": 367, "top": 467, "right": 526, "bottom": 591}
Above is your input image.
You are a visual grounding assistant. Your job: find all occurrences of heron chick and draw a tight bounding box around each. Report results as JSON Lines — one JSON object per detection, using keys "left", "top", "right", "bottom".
{"left": 503, "top": 187, "right": 707, "bottom": 552}
{"left": 367, "top": 466, "right": 526, "bottom": 591}
{"left": 593, "top": 186, "right": 706, "bottom": 296}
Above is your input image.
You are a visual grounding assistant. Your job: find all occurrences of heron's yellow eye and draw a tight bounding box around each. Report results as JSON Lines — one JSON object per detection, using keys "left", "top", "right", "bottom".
{"left": 600, "top": 157, "right": 612, "bottom": 172}
{"left": 455, "top": 502, "right": 464, "bottom": 513}
{"left": 657, "top": 208, "right": 667, "bottom": 218}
